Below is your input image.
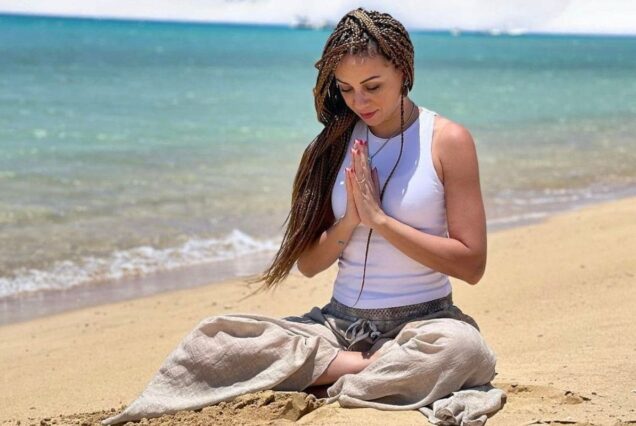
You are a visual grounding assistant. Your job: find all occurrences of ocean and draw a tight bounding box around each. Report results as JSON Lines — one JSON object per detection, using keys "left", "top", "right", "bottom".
{"left": 1, "top": 15, "right": 635, "bottom": 323}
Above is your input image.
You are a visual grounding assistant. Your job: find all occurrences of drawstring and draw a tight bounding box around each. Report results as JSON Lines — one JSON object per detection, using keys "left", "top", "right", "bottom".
{"left": 344, "top": 318, "right": 382, "bottom": 350}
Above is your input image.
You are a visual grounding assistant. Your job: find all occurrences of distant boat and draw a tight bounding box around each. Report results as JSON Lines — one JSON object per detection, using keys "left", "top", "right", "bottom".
{"left": 290, "top": 15, "right": 332, "bottom": 30}
{"left": 450, "top": 27, "right": 461, "bottom": 37}
{"left": 506, "top": 28, "right": 527, "bottom": 36}
{"left": 487, "top": 27, "right": 527, "bottom": 36}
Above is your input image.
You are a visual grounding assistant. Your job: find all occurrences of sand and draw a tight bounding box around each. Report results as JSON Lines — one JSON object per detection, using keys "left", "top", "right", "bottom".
{"left": 1, "top": 197, "right": 635, "bottom": 425}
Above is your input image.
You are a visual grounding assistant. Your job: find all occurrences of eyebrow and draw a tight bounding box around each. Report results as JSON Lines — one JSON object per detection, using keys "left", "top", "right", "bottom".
{"left": 335, "top": 75, "right": 381, "bottom": 85}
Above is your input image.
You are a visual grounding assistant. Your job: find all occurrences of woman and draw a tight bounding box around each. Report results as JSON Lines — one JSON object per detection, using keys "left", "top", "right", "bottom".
{"left": 258, "top": 6, "right": 491, "bottom": 389}
{"left": 102, "top": 8, "right": 503, "bottom": 425}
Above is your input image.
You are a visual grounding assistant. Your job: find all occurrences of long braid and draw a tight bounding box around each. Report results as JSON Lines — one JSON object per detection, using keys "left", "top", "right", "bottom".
{"left": 249, "top": 8, "right": 415, "bottom": 294}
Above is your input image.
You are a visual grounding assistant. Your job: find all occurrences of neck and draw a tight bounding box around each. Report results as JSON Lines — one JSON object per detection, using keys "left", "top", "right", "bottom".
{"left": 368, "top": 98, "right": 417, "bottom": 139}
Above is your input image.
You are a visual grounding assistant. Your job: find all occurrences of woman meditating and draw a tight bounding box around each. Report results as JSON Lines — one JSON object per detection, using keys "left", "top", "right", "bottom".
{"left": 102, "top": 8, "right": 504, "bottom": 425}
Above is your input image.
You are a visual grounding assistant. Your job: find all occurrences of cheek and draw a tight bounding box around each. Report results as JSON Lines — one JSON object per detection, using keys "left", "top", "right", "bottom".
{"left": 339, "top": 93, "right": 356, "bottom": 110}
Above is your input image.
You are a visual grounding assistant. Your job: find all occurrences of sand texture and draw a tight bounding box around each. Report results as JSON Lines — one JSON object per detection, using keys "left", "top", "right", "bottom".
{"left": 1, "top": 197, "right": 635, "bottom": 425}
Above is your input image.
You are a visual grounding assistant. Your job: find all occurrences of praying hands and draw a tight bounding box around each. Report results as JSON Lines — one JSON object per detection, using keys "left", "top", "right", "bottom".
{"left": 345, "top": 138, "right": 386, "bottom": 229}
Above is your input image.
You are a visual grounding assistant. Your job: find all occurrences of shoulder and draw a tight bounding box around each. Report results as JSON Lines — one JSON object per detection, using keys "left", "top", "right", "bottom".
{"left": 431, "top": 115, "right": 478, "bottom": 185}
{"left": 435, "top": 116, "right": 476, "bottom": 156}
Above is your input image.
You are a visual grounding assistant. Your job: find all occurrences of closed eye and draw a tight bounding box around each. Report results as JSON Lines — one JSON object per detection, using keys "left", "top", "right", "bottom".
{"left": 338, "top": 85, "right": 380, "bottom": 93}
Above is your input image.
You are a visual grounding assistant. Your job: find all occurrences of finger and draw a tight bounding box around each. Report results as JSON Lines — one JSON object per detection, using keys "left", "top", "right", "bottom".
{"left": 359, "top": 139, "right": 369, "bottom": 165}
{"left": 372, "top": 167, "right": 382, "bottom": 199}
{"left": 360, "top": 141, "right": 370, "bottom": 173}
{"left": 353, "top": 139, "right": 364, "bottom": 176}
{"left": 372, "top": 167, "right": 380, "bottom": 190}
{"left": 346, "top": 167, "right": 358, "bottom": 192}
{"left": 349, "top": 170, "right": 363, "bottom": 205}
{"left": 351, "top": 146, "right": 360, "bottom": 178}
{"left": 349, "top": 141, "right": 356, "bottom": 172}
{"left": 360, "top": 140, "right": 372, "bottom": 178}
{"left": 345, "top": 167, "right": 353, "bottom": 195}
{"left": 352, "top": 146, "right": 367, "bottom": 182}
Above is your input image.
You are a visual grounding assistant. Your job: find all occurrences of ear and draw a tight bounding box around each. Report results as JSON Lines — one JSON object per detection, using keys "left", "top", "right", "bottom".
{"left": 398, "top": 70, "right": 409, "bottom": 95}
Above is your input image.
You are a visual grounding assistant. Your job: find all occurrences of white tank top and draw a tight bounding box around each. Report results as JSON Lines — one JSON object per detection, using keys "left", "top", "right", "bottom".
{"left": 330, "top": 106, "right": 452, "bottom": 308}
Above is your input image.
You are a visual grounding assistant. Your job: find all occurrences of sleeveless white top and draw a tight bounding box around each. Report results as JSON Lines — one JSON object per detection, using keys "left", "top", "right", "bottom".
{"left": 330, "top": 106, "right": 452, "bottom": 308}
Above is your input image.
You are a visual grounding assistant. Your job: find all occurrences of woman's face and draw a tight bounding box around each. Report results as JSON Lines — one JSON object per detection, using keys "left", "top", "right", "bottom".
{"left": 333, "top": 53, "right": 405, "bottom": 131}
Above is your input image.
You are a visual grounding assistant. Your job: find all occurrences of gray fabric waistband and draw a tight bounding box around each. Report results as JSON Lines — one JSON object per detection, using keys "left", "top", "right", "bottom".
{"left": 326, "top": 292, "right": 453, "bottom": 322}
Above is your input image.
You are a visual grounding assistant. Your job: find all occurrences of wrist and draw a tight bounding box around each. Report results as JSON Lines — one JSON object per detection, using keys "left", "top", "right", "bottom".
{"left": 338, "top": 215, "right": 359, "bottom": 232}
{"left": 370, "top": 211, "right": 389, "bottom": 230}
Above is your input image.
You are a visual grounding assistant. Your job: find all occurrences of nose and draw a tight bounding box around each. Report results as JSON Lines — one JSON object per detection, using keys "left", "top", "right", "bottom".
{"left": 351, "top": 90, "right": 369, "bottom": 109}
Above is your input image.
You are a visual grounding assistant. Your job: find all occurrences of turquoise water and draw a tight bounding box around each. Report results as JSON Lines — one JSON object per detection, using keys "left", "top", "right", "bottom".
{"left": 1, "top": 15, "right": 635, "bottom": 307}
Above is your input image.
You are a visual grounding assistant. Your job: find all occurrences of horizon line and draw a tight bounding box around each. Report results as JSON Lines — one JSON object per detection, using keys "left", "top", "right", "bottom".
{"left": 2, "top": 12, "right": 636, "bottom": 39}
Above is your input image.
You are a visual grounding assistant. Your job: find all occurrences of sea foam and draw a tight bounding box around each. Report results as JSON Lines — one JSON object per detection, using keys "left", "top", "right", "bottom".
{"left": 0, "top": 229, "right": 280, "bottom": 299}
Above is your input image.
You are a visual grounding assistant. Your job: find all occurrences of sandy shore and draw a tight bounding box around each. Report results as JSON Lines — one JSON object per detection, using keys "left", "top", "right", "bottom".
{"left": 1, "top": 197, "right": 635, "bottom": 425}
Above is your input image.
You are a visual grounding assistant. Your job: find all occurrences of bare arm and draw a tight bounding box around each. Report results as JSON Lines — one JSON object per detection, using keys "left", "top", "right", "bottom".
{"left": 297, "top": 149, "right": 362, "bottom": 277}
{"left": 296, "top": 216, "right": 358, "bottom": 278}
{"left": 357, "top": 122, "right": 487, "bottom": 284}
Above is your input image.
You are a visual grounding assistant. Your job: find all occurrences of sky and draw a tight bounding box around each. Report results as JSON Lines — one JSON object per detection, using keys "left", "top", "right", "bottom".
{"left": 0, "top": 0, "right": 635, "bottom": 36}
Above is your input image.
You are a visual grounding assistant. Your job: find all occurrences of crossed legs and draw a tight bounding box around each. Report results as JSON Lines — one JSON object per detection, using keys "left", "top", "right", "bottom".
{"left": 309, "top": 337, "right": 393, "bottom": 387}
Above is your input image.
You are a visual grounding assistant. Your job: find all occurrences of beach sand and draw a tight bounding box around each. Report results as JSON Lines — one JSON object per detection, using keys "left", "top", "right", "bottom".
{"left": 1, "top": 197, "right": 635, "bottom": 425}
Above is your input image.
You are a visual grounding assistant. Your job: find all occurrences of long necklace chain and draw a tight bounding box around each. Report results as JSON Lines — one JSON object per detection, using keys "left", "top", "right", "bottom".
{"left": 366, "top": 102, "right": 417, "bottom": 166}
{"left": 351, "top": 98, "right": 413, "bottom": 308}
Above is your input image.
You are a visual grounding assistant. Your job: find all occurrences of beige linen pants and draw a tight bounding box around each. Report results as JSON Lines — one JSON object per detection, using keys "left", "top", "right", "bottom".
{"left": 101, "top": 292, "right": 499, "bottom": 425}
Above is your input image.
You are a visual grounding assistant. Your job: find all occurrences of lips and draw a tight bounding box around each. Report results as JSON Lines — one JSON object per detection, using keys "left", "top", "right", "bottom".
{"left": 360, "top": 110, "right": 377, "bottom": 120}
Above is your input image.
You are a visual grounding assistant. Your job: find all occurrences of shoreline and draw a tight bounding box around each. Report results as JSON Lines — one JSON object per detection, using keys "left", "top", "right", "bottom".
{"left": 3, "top": 190, "right": 636, "bottom": 326}
{"left": 1, "top": 195, "right": 635, "bottom": 424}
{"left": 2, "top": 191, "right": 636, "bottom": 326}
{"left": 0, "top": 250, "right": 275, "bottom": 326}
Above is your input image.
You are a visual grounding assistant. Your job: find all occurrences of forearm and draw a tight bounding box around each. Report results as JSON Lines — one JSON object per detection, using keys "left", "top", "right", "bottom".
{"left": 297, "top": 217, "right": 358, "bottom": 277}
{"left": 372, "top": 214, "right": 486, "bottom": 284}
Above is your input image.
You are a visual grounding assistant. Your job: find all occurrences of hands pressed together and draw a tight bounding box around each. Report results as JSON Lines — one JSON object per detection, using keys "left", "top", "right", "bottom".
{"left": 342, "top": 139, "right": 387, "bottom": 229}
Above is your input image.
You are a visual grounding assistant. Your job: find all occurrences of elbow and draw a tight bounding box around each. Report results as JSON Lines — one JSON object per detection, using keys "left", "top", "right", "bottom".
{"left": 299, "top": 268, "right": 316, "bottom": 279}
{"left": 464, "top": 268, "right": 484, "bottom": 285}
{"left": 461, "top": 254, "right": 487, "bottom": 285}
{"left": 296, "top": 259, "right": 316, "bottom": 278}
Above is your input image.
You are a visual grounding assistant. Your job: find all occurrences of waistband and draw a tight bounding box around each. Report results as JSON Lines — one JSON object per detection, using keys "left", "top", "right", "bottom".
{"left": 326, "top": 292, "right": 453, "bottom": 322}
